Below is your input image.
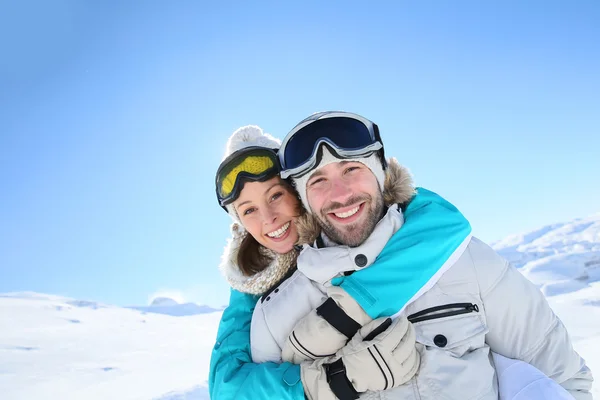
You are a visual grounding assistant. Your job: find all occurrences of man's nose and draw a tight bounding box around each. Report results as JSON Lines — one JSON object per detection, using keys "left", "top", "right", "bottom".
{"left": 329, "top": 177, "right": 352, "bottom": 203}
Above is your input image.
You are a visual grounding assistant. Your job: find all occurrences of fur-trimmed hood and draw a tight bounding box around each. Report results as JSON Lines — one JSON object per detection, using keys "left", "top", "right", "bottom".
{"left": 218, "top": 223, "right": 298, "bottom": 295}
{"left": 295, "top": 157, "right": 415, "bottom": 245}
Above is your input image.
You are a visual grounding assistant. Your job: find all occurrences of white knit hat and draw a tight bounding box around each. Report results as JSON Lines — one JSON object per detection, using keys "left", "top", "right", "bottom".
{"left": 292, "top": 146, "right": 386, "bottom": 212}
{"left": 223, "top": 125, "right": 280, "bottom": 159}
{"left": 220, "top": 125, "right": 281, "bottom": 224}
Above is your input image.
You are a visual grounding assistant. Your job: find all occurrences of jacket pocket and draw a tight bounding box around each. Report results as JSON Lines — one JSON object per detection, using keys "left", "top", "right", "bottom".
{"left": 407, "top": 302, "right": 479, "bottom": 324}
{"left": 408, "top": 303, "right": 488, "bottom": 353}
{"left": 410, "top": 309, "right": 494, "bottom": 400}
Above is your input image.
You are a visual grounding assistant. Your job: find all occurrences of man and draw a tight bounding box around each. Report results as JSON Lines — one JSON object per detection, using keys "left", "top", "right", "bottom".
{"left": 210, "top": 112, "right": 593, "bottom": 399}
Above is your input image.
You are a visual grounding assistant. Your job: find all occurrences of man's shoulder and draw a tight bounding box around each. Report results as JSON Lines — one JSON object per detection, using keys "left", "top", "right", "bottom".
{"left": 466, "top": 236, "right": 507, "bottom": 267}
{"left": 442, "top": 236, "right": 510, "bottom": 292}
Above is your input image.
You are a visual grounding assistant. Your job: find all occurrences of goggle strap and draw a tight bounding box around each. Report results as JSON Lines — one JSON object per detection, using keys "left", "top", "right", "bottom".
{"left": 215, "top": 146, "right": 280, "bottom": 208}
{"left": 218, "top": 168, "right": 279, "bottom": 207}
{"left": 280, "top": 141, "right": 383, "bottom": 179}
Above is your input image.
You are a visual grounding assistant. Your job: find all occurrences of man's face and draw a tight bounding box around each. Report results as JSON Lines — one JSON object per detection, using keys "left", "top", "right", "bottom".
{"left": 306, "top": 160, "right": 384, "bottom": 247}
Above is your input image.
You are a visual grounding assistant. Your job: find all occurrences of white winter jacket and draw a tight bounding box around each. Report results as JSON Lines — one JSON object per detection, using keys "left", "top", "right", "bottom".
{"left": 248, "top": 161, "right": 592, "bottom": 399}
{"left": 251, "top": 214, "right": 593, "bottom": 399}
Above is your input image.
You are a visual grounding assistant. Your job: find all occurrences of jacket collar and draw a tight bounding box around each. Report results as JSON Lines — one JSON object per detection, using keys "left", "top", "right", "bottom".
{"left": 297, "top": 204, "right": 405, "bottom": 284}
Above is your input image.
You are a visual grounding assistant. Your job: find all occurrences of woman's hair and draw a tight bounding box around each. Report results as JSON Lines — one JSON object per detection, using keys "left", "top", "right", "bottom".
{"left": 237, "top": 233, "right": 274, "bottom": 276}
{"left": 236, "top": 178, "right": 303, "bottom": 276}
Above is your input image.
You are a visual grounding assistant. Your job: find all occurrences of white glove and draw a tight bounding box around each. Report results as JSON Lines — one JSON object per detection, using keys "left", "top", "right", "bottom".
{"left": 282, "top": 285, "right": 373, "bottom": 364}
{"left": 301, "top": 317, "right": 420, "bottom": 400}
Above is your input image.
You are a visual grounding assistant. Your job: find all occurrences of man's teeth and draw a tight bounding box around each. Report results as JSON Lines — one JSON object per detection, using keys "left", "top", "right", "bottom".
{"left": 334, "top": 206, "right": 360, "bottom": 219}
{"left": 267, "top": 222, "right": 291, "bottom": 238}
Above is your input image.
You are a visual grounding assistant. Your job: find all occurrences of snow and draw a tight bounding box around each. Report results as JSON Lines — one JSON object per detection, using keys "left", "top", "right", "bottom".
{"left": 1, "top": 213, "right": 599, "bottom": 399}
{"left": 492, "top": 213, "right": 600, "bottom": 297}
{"left": 150, "top": 297, "right": 180, "bottom": 307}
{"left": 546, "top": 283, "right": 600, "bottom": 395}
{"left": 128, "top": 297, "right": 223, "bottom": 317}
{"left": 492, "top": 213, "right": 600, "bottom": 266}
{"left": 0, "top": 292, "right": 219, "bottom": 400}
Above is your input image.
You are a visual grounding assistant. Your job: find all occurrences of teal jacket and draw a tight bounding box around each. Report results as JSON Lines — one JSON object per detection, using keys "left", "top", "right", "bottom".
{"left": 208, "top": 188, "right": 471, "bottom": 399}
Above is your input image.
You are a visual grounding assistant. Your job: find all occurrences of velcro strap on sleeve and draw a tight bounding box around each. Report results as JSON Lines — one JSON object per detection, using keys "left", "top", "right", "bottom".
{"left": 324, "top": 359, "right": 359, "bottom": 400}
{"left": 316, "top": 297, "right": 361, "bottom": 339}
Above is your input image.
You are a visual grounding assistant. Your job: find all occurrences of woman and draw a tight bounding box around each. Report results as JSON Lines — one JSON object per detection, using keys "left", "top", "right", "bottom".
{"left": 215, "top": 125, "right": 301, "bottom": 296}
{"left": 209, "top": 125, "right": 576, "bottom": 400}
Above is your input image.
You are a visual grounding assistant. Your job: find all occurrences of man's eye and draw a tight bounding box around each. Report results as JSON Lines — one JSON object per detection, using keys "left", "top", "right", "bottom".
{"left": 345, "top": 166, "right": 360, "bottom": 174}
{"left": 310, "top": 178, "right": 325, "bottom": 186}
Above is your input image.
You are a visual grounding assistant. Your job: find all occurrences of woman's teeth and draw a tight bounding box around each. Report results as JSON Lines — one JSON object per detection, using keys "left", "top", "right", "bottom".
{"left": 334, "top": 206, "right": 360, "bottom": 219}
{"left": 267, "top": 222, "right": 291, "bottom": 238}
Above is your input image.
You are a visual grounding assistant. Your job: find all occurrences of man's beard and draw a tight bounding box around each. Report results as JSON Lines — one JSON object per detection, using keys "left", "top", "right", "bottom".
{"left": 315, "top": 191, "right": 385, "bottom": 247}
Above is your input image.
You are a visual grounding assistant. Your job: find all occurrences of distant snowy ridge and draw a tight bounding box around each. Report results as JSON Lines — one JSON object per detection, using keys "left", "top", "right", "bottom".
{"left": 128, "top": 297, "right": 223, "bottom": 317}
{"left": 492, "top": 213, "right": 600, "bottom": 296}
{"left": 492, "top": 213, "right": 600, "bottom": 259}
{"left": 150, "top": 297, "right": 180, "bottom": 307}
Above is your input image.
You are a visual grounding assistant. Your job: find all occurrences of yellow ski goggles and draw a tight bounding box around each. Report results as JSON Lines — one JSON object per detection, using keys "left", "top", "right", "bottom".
{"left": 215, "top": 147, "right": 281, "bottom": 209}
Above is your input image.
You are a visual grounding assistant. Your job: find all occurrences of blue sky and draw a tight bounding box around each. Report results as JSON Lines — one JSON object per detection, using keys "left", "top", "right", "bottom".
{"left": 1, "top": 1, "right": 599, "bottom": 307}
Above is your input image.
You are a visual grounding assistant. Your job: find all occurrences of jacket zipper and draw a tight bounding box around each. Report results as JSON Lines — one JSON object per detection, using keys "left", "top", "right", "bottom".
{"left": 407, "top": 303, "right": 479, "bottom": 324}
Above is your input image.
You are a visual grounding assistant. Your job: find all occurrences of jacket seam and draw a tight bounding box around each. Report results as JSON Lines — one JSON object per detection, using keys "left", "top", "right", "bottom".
{"left": 479, "top": 257, "right": 510, "bottom": 298}
{"left": 520, "top": 316, "right": 560, "bottom": 363}
{"left": 477, "top": 249, "right": 562, "bottom": 364}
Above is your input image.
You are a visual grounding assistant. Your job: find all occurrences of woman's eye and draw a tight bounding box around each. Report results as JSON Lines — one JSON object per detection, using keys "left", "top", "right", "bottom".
{"left": 243, "top": 207, "right": 256, "bottom": 216}
{"left": 270, "top": 192, "right": 283, "bottom": 201}
{"left": 345, "top": 166, "right": 360, "bottom": 174}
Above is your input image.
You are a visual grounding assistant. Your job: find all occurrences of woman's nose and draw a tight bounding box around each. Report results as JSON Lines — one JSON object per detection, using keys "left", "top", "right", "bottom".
{"left": 262, "top": 207, "right": 277, "bottom": 225}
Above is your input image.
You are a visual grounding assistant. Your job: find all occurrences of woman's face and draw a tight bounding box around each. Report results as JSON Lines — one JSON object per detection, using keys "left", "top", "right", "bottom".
{"left": 233, "top": 176, "right": 300, "bottom": 254}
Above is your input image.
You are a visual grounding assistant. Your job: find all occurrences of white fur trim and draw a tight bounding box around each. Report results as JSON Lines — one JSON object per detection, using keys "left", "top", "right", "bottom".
{"left": 292, "top": 147, "right": 386, "bottom": 211}
{"left": 218, "top": 222, "right": 297, "bottom": 295}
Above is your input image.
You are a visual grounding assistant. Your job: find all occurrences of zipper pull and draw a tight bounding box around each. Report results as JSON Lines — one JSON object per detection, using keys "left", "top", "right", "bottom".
{"left": 469, "top": 303, "right": 480, "bottom": 313}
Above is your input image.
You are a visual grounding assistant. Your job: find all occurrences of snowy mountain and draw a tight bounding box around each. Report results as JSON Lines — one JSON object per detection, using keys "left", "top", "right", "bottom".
{"left": 492, "top": 213, "right": 600, "bottom": 296}
{"left": 150, "top": 297, "right": 180, "bottom": 307}
{"left": 128, "top": 297, "right": 223, "bottom": 317}
{"left": 1, "top": 213, "right": 599, "bottom": 399}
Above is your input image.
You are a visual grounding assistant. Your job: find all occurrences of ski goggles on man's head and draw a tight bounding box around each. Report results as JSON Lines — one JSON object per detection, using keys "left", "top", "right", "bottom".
{"left": 215, "top": 146, "right": 281, "bottom": 209}
{"left": 279, "top": 111, "right": 385, "bottom": 179}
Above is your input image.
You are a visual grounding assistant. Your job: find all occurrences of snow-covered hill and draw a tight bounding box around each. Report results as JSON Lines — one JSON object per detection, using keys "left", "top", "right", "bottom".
{"left": 128, "top": 297, "right": 223, "bottom": 317}
{"left": 1, "top": 213, "right": 599, "bottom": 399}
{"left": 0, "top": 292, "right": 218, "bottom": 400}
{"left": 492, "top": 213, "right": 600, "bottom": 296}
